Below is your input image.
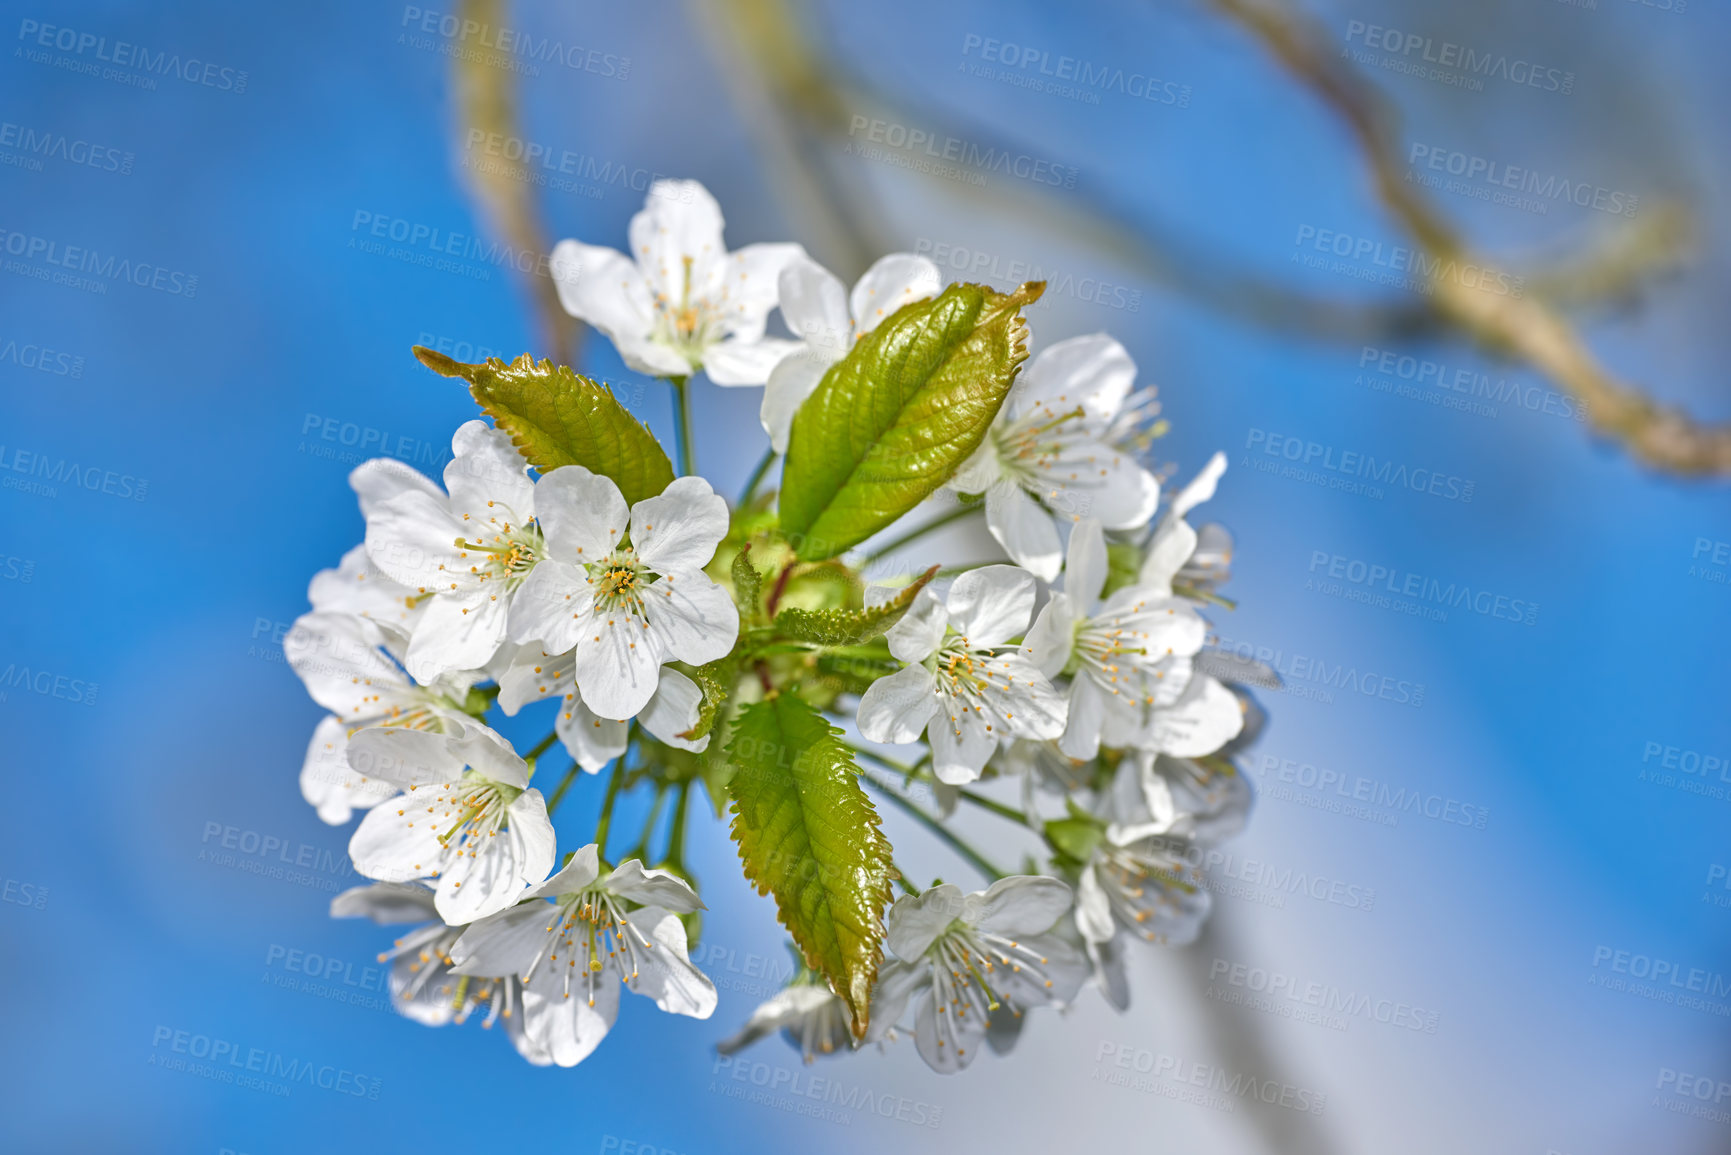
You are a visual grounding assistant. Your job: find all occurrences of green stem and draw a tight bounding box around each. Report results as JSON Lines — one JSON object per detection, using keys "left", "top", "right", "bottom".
{"left": 861, "top": 502, "right": 980, "bottom": 566}
{"left": 956, "top": 787, "right": 1034, "bottom": 829}
{"left": 668, "top": 374, "right": 694, "bottom": 477}
{"left": 860, "top": 769, "right": 1007, "bottom": 883}
{"left": 890, "top": 860, "right": 920, "bottom": 895}
{"left": 738, "top": 446, "right": 777, "bottom": 507}
{"left": 522, "top": 730, "right": 559, "bottom": 777}
{"left": 666, "top": 780, "right": 692, "bottom": 867}
{"left": 594, "top": 759, "right": 627, "bottom": 859}
{"left": 627, "top": 787, "right": 670, "bottom": 859}
{"left": 545, "top": 762, "right": 583, "bottom": 816}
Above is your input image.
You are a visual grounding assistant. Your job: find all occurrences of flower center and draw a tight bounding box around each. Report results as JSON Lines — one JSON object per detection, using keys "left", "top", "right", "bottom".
{"left": 587, "top": 548, "right": 651, "bottom": 617}
{"left": 924, "top": 927, "right": 1057, "bottom": 1059}
{"left": 651, "top": 255, "right": 717, "bottom": 365}
{"left": 451, "top": 514, "right": 543, "bottom": 592}
{"left": 992, "top": 404, "right": 1089, "bottom": 489}
{"left": 1098, "top": 843, "right": 1198, "bottom": 941}
{"left": 524, "top": 888, "right": 658, "bottom": 1008}
{"left": 930, "top": 636, "right": 1024, "bottom": 740}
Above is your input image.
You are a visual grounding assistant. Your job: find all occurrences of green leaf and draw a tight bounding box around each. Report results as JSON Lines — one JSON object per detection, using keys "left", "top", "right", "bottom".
{"left": 779, "top": 281, "right": 1045, "bottom": 560}
{"left": 679, "top": 652, "right": 740, "bottom": 744}
{"left": 774, "top": 566, "right": 939, "bottom": 645}
{"left": 731, "top": 544, "right": 765, "bottom": 628}
{"left": 413, "top": 347, "right": 673, "bottom": 506}
{"left": 725, "top": 695, "right": 893, "bottom": 1037}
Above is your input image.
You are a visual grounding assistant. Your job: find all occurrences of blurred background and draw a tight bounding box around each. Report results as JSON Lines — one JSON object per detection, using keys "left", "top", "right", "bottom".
{"left": 2, "top": 1, "right": 1728, "bottom": 1151}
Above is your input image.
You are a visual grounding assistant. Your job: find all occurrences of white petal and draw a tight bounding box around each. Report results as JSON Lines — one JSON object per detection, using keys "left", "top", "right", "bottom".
{"left": 1057, "top": 676, "right": 1107, "bottom": 762}
{"left": 557, "top": 694, "right": 629, "bottom": 772}
{"left": 307, "top": 545, "right": 420, "bottom": 637}
{"left": 928, "top": 709, "right": 998, "bottom": 785}
{"left": 849, "top": 253, "right": 941, "bottom": 334}
{"left": 886, "top": 885, "right": 966, "bottom": 959}
{"left": 1138, "top": 518, "right": 1197, "bottom": 595}
{"left": 449, "top": 721, "right": 532, "bottom": 790}
{"left": 856, "top": 664, "right": 938, "bottom": 745}
{"left": 703, "top": 336, "right": 800, "bottom": 385}
{"left": 445, "top": 420, "right": 534, "bottom": 522}
{"left": 714, "top": 243, "right": 808, "bottom": 343}
{"left": 885, "top": 587, "right": 947, "bottom": 663}
{"left": 1087, "top": 933, "right": 1131, "bottom": 1011}
{"left": 349, "top": 795, "right": 445, "bottom": 883}
{"left": 329, "top": 881, "right": 437, "bottom": 924}
{"left": 864, "top": 958, "right": 929, "bottom": 1043}
{"left": 987, "top": 652, "right": 1069, "bottom": 741}
{"left": 286, "top": 613, "right": 403, "bottom": 718}
{"left": 349, "top": 458, "right": 442, "bottom": 520}
{"left": 914, "top": 983, "right": 985, "bottom": 1073}
{"left": 632, "top": 477, "right": 728, "bottom": 574}
{"left": 1074, "top": 864, "right": 1116, "bottom": 944}
{"left": 524, "top": 970, "right": 620, "bottom": 1067}
{"left": 624, "top": 907, "right": 717, "bottom": 1018}
{"left": 949, "top": 439, "right": 1000, "bottom": 495}
{"left": 450, "top": 900, "right": 552, "bottom": 976}
{"left": 1040, "top": 441, "right": 1160, "bottom": 531}
{"left": 643, "top": 569, "right": 738, "bottom": 666}
{"left": 403, "top": 588, "right": 510, "bottom": 685}
{"left": 777, "top": 255, "right": 850, "bottom": 350}
{"left": 761, "top": 348, "right": 834, "bottom": 454}
{"left": 524, "top": 843, "right": 602, "bottom": 899}
{"left": 985, "top": 482, "right": 1062, "bottom": 581}
{"left": 1064, "top": 517, "right": 1108, "bottom": 613}
{"left": 945, "top": 564, "right": 1036, "bottom": 649}
{"left": 550, "top": 239, "right": 655, "bottom": 341}
{"left": 1012, "top": 333, "right": 1136, "bottom": 422}
{"left": 1141, "top": 675, "right": 1244, "bottom": 758}
{"left": 637, "top": 668, "right": 707, "bottom": 752}
{"left": 432, "top": 790, "right": 550, "bottom": 925}
{"left": 507, "top": 561, "right": 593, "bottom": 654}
{"left": 604, "top": 860, "right": 705, "bottom": 914}
{"left": 345, "top": 727, "right": 466, "bottom": 790}
{"left": 363, "top": 489, "right": 465, "bottom": 589}
{"left": 1171, "top": 451, "right": 1227, "bottom": 519}
{"left": 970, "top": 875, "right": 1073, "bottom": 938}
{"left": 1021, "top": 596, "right": 1076, "bottom": 681}
{"left": 572, "top": 606, "right": 664, "bottom": 720}
{"left": 300, "top": 715, "right": 397, "bottom": 824}
{"left": 534, "top": 466, "right": 629, "bottom": 561}
{"left": 495, "top": 642, "right": 574, "bottom": 715}
{"left": 628, "top": 180, "right": 728, "bottom": 307}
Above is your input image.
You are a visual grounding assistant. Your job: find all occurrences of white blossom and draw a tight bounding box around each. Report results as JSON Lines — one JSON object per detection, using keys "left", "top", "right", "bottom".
{"left": 857, "top": 566, "right": 1066, "bottom": 784}
{"left": 550, "top": 179, "right": 805, "bottom": 384}
{"left": 950, "top": 335, "right": 1161, "bottom": 580}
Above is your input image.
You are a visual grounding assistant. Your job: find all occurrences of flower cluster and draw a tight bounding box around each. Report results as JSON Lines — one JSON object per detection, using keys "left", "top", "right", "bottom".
{"left": 288, "top": 179, "right": 1265, "bottom": 1073}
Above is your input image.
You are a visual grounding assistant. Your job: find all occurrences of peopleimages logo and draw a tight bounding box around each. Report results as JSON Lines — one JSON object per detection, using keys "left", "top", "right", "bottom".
{"left": 1356, "top": 346, "right": 1582, "bottom": 421}
{"left": 1306, "top": 550, "right": 1539, "bottom": 627}
{"left": 1207, "top": 957, "right": 1440, "bottom": 1033}
{"left": 16, "top": 19, "right": 248, "bottom": 92}
{"left": 1245, "top": 429, "right": 1476, "bottom": 503}
{"left": 1406, "top": 143, "right": 1638, "bottom": 218}
{"left": 845, "top": 117, "right": 1078, "bottom": 188}
{"left": 0, "top": 227, "right": 198, "bottom": 296}
{"left": 1342, "top": 20, "right": 1574, "bottom": 95}
{"left": 1294, "top": 225, "right": 1525, "bottom": 296}
{"left": 958, "top": 33, "right": 1191, "bottom": 108}
{"left": 1213, "top": 633, "right": 1427, "bottom": 709}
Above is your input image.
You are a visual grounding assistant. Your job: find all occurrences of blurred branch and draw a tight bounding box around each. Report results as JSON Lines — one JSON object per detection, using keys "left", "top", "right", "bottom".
{"left": 1211, "top": 0, "right": 1730, "bottom": 477}
{"left": 697, "top": 0, "right": 1435, "bottom": 343}
{"left": 452, "top": 0, "right": 581, "bottom": 366}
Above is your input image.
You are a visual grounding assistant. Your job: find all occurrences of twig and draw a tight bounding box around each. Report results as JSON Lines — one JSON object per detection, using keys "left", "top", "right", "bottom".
{"left": 1210, "top": 0, "right": 1731, "bottom": 476}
